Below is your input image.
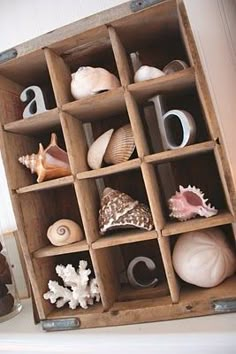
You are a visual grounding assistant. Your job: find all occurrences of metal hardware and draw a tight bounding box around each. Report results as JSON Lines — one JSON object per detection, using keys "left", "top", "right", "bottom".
{"left": 0, "top": 48, "right": 17, "bottom": 64}
{"left": 41, "top": 317, "right": 80, "bottom": 332}
{"left": 130, "top": 0, "right": 163, "bottom": 12}
{"left": 212, "top": 298, "right": 236, "bottom": 313}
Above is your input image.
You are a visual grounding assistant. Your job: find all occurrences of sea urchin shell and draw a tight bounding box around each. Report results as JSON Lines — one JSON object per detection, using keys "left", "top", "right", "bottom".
{"left": 168, "top": 185, "right": 218, "bottom": 221}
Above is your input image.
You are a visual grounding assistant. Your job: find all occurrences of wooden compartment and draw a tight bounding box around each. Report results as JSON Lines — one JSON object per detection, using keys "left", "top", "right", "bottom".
{"left": 0, "top": 0, "right": 235, "bottom": 330}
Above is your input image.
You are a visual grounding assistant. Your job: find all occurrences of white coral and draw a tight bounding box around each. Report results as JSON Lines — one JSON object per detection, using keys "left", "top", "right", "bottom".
{"left": 43, "top": 260, "right": 100, "bottom": 310}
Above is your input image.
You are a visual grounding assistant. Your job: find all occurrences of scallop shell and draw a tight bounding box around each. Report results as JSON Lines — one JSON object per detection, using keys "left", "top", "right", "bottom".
{"left": 71, "top": 66, "right": 120, "bottom": 99}
{"left": 104, "top": 124, "right": 135, "bottom": 164}
{"left": 134, "top": 65, "right": 165, "bottom": 82}
{"left": 163, "top": 60, "right": 189, "bottom": 75}
{"left": 98, "top": 187, "right": 154, "bottom": 234}
{"left": 18, "top": 133, "right": 71, "bottom": 183}
{"left": 168, "top": 185, "right": 218, "bottom": 221}
{"left": 47, "top": 219, "right": 84, "bottom": 246}
{"left": 87, "top": 129, "right": 114, "bottom": 170}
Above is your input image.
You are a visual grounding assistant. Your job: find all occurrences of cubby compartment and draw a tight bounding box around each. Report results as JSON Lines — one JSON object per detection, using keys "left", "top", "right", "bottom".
{"left": 147, "top": 150, "right": 233, "bottom": 235}
{"left": 1, "top": 127, "right": 71, "bottom": 190}
{"left": 111, "top": 1, "right": 190, "bottom": 84}
{"left": 17, "top": 185, "right": 84, "bottom": 255}
{"left": 168, "top": 224, "right": 236, "bottom": 298}
{"left": 0, "top": 53, "right": 56, "bottom": 126}
{"left": 33, "top": 250, "right": 98, "bottom": 318}
{"left": 126, "top": 84, "right": 210, "bottom": 155}
{"left": 94, "top": 239, "right": 170, "bottom": 303}
{"left": 44, "top": 28, "right": 121, "bottom": 108}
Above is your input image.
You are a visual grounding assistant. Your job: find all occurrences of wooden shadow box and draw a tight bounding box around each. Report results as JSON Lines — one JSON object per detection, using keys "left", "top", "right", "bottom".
{"left": 0, "top": 0, "right": 235, "bottom": 330}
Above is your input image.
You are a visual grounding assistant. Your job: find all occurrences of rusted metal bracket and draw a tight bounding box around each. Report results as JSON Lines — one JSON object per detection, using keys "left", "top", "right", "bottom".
{"left": 41, "top": 317, "right": 80, "bottom": 332}
{"left": 130, "top": 0, "right": 164, "bottom": 12}
{"left": 0, "top": 48, "right": 17, "bottom": 64}
{"left": 212, "top": 298, "right": 236, "bottom": 313}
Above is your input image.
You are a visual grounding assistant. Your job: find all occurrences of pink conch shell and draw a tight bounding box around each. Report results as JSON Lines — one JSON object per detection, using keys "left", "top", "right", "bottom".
{"left": 71, "top": 66, "right": 120, "bottom": 99}
{"left": 98, "top": 187, "right": 154, "bottom": 234}
{"left": 18, "top": 133, "right": 71, "bottom": 183}
{"left": 168, "top": 185, "right": 218, "bottom": 221}
{"left": 104, "top": 124, "right": 135, "bottom": 165}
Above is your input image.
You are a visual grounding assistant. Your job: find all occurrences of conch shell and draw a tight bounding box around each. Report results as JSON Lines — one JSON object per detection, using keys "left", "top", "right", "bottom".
{"left": 168, "top": 185, "right": 218, "bottom": 221}
{"left": 134, "top": 65, "right": 165, "bottom": 82}
{"left": 71, "top": 66, "right": 120, "bottom": 99}
{"left": 98, "top": 187, "right": 154, "bottom": 234}
{"left": 87, "top": 124, "right": 135, "bottom": 169}
{"left": 47, "top": 219, "right": 84, "bottom": 246}
{"left": 18, "top": 133, "right": 71, "bottom": 183}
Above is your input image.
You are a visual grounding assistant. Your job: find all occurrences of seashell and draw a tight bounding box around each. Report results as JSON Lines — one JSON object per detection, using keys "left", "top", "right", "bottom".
{"left": 104, "top": 124, "right": 135, "bottom": 165}
{"left": 71, "top": 66, "right": 120, "bottom": 100}
{"left": 172, "top": 227, "right": 236, "bottom": 287}
{"left": 163, "top": 60, "right": 189, "bottom": 75}
{"left": 18, "top": 133, "right": 71, "bottom": 183}
{"left": 134, "top": 65, "right": 165, "bottom": 83}
{"left": 168, "top": 185, "right": 218, "bottom": 221}
{"left": 47, "top": 219, "right": 84, "bottom": 246}
{"left": 87, "top": 129, "right": 114, "bottom": 170}
{"left": 98, "top": 187, "right": 154, "bottom": 234}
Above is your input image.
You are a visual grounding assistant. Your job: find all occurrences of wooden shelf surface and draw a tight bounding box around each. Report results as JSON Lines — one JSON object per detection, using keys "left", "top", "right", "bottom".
{"left": 33, "top": 239, "right": 89, "bottom": 258}
{"left": 16, "top": 175, "right": 74, "bottom": 194}
{"left": 144, "top": 141, "right": 215, "bottom": 164}
{"left": 162, "top": 210, "right": 234, "bottom": 236}
{"left": 128, "top": 67, "right": 195, "bottom": 102}
{"left": 118, "top": 282, "right": 169, "bottom": 302}
{"left": 62, "top": 87, "right": 126, "bottom": 122}
{"left": 4, "top": 108, "right": 60, "bottom": 135}
{"left": 92, "top": 229, "right": 157, "bottom": 249}
{"left": 77, "top": 158, "right": 141, "bottom": 180}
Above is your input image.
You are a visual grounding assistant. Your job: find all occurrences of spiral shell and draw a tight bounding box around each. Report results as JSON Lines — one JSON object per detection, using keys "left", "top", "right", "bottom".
{"left": 104, "top": 124, "right": 135, "bottom": 164}
{"left": 47, "top": 219, "right": 84, "bottom": 246}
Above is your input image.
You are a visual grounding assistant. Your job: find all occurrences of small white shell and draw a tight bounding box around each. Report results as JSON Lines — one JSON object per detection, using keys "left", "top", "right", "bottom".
{"left": 71, "top": 66, "right": 120, "bottom": 99}
{"left": 104, "top": 124, "right": 135, "bottom": 164}
{"left": 134, "top": 65, "right": 165, "bottom": 82}
{"left": 87, "top": 129, "right": 114, "bottom": 169}
{"left": 47, "top": 219, "right": 84, "bottom": 246}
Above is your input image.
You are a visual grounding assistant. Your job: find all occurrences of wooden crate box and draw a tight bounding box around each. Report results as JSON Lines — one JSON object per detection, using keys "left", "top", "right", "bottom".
{"left": 0, "top": 0, "right": 235, "bottom": 330}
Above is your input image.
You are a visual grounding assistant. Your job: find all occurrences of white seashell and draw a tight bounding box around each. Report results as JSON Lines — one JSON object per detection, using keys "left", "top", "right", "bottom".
{"left": 87, "top": 129, "right": 114, "bottom": 170}
{"left": 104, "top": 124, "right": 135, "bottom": 165}
{"left": 71, "top": 66, "right": 120, "bottom": 99}
{"left": 134, "top": 65, "right": 165, "bottom": 83}
{"left": 172, "top": 227, "right": 236, "bottom": 288}
{"left": 47, "top": 219, "right": 84, "bottom": 246}
{"left": 163, "top": 60, "right": 189, "bottom": 75}
{"left": 98, "top": 187, "right": 154, "bottom": 234}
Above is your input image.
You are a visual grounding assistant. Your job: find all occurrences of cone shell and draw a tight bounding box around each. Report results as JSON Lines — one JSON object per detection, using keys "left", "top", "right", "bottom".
{"left": 47, "top": 219, "right": 84, "bottom": 246}
{"left": 104, "top": 124, "right": 135, "bottom": 164}
{"left": 18, "top": 133, "right": 71, "bottom": 183}
{"left": 87, "top": 129, "right": 114, "bottom": 170}
{"left": 98, "top": 187, "right": 154, "bottom": 234}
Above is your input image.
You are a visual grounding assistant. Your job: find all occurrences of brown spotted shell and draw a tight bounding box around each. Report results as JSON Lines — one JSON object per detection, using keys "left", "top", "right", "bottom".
{"left": 98, "top": 187, "right": 154, "bottom": 234}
